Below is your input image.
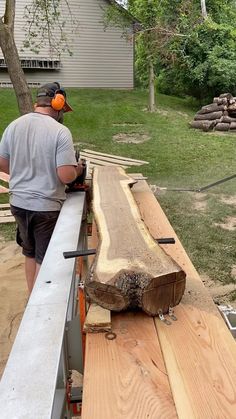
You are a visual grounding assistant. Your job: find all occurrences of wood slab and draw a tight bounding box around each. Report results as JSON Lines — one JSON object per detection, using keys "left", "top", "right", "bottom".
{"left": 86, "top": 166, "right": 186, "bottom": 315}
{"left": 0, "top": 172, "right": 10, "bottom": 182}
{"left": 82, "top": 312, "right": 177, "bottom": 419}
{"left": 132, "top": 180, "right": 236, "bottom": 419}
{"left": 83, "top": 303, "right": 111, "bottom": 333}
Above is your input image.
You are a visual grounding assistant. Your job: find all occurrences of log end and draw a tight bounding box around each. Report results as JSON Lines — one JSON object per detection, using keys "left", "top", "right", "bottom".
{"left": 142, "top": 270, "right": 186, "bottom": 316}
{"left": 85, "top": 281, "right": 129, "bottom": 311}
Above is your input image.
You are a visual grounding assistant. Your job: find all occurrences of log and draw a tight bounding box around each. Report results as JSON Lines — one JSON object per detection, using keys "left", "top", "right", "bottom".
{"left": 213, "top": 97, "right": 228, "bottom": 105}
{"left": 228, "top": 103, "right": 236, "bottom": 113}
{"left": 190, "top": 120, "right": 215, "bottom": 131}
{"left": 194, "top": 111, "right": 223, "bottom": 121}
{"left": 86, "top": 166, "right": 186, "bottom": 316}
{"left": 222, "top": 115, "right": 236, "bottom": 123}
{"left": 215, "top": 123, "right": 230, "bottom": 131}
{"left": 229, "top": 122, "right": 236, "bottom": 130}
{"left": 197, "top": 103, "right": 226, "bottom": 114}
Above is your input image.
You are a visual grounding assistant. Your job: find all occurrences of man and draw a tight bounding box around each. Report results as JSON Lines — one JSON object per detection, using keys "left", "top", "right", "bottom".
{"left": 0, "top": 82, "right": 83, "bottom": 293}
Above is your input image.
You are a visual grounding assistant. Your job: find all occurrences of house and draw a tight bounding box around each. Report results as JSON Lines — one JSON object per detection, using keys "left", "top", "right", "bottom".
{"left": 0, "top": 0, "right": 135, "bottom": 89}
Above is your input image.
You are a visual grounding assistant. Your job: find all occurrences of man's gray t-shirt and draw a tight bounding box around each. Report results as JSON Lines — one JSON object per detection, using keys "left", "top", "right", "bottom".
{"left": 0, "top": 112, "right": 77, "bottom": 211}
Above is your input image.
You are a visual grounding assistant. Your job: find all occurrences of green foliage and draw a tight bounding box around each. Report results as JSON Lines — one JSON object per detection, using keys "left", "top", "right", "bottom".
{"left": 160, "top": 19, "right": 236, "bottom": 100}
{"left": 22, "top": 0, "right": 77, "bottom": 56}
{"left": 129, "top": 0, "right": 236, "bottom": 100}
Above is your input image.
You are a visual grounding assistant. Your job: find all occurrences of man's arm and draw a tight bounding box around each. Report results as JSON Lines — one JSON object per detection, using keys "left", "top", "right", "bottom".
{"left": 57, "top": 164, "right": 83, "bottom": 185}
{"left": 0, "top": 156, "right": 9, "bottom": 174}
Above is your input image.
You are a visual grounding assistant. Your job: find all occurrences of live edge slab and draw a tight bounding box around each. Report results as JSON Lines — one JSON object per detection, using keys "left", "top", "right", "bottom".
{"left": 82, "top": 179, "right": 236, "bottom": 419}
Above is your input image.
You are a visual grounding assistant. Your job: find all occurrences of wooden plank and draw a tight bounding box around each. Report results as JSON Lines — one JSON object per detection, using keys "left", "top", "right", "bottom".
{"left": 0, "top": 210, "right": 12, "bottom": 217}
{"left": 0, "top": 172, "right": 10, "bottom": 182}
{"left": 0, "top": 203, "right": 10, "bottom": 209}
{"left": 81, "top": 157, "right": 129, "bottom": 169}
{"left": 0, "top": 186, "right": 9, "bottom": 193}
{"left": 0, "top": 216, "right": 15, "bottom": 224}
{"left": 81, "top": 152, "right": 147, "bottom": 166}
{"left": 82, "top": 312, "right": 177, "bottom": 419}
{"left": 83, "top": 303, "right": 111, "bottom": 333}
{"left": 82, "top": 149, "right": 149, "bottom": 165}
{"left": 132, "top": 180, "right": 236, "bottom": 419}
{"left": 86, "top": 166, "right": 186, "bottom": 315}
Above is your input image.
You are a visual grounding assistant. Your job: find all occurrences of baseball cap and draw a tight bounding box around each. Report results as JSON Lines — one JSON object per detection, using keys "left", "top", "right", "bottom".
{"left": 37, "top": 82, "right": 73, "bottom": 112}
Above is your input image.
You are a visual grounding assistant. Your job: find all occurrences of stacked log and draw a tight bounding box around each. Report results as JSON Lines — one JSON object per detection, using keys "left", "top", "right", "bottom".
{"left": 190, "top": 93, "right": 236, "bottom": 132}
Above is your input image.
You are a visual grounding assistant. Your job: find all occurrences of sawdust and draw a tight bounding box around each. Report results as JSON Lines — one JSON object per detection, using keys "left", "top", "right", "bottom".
{"left": 192, "top": 192, "right": 208, "bottom": 211}
{"left": 113, "top": 132, "right": 150, "bottom": 144}
{"left": 220, "top": 195, "right": 236, "bottom": 206}
{"left": 214, "top": 216, "right": 236, "bottom": 231}
{"left": 0, "top": 241, "right": 27, "bottom": 378}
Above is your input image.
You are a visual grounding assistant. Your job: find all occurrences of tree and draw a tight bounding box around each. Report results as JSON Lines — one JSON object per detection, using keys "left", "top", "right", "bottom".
{"left": 200, "top": 0, "right": 207, "bottom": 19}
{"left": 0, "top": 1, "right": 33, "bottom": 114}
{"left": 0, "top": 0, "right": 76, "bottom": 115}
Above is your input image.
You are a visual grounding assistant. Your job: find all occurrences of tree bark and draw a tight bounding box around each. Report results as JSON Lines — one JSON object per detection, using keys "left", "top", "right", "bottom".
{"left": 197, "top": 103, "right": 226, "bottom": 115}
{"left": 86, "top": 166, "right": 186, "bottom": 316}
{"left": 194, "top": 111, "right": 223, "bottom": 121}
{"left": 148, "top": 59, "right": 156, "bottom": 112}
{"left": 0, "top": 4, "right": 33, "bottom": 115}
{"left": 190, "top": 120, "right": 215, "bottom": 131}
{"left": 200, "top": 0, "right": 207, "bottom": 19}
{"left": 215, "top": 123, "right": 230, "bottom": 131}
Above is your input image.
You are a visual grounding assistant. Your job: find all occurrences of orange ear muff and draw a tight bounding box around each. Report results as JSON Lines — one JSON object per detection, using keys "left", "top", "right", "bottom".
{"left": 51, "top": 93, "right": 65, "bottom": 111}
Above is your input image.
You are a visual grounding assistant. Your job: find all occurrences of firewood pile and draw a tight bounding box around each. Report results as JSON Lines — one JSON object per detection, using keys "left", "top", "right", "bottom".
{"left": 190, "top": 93, "right": 236, "bottom": 132}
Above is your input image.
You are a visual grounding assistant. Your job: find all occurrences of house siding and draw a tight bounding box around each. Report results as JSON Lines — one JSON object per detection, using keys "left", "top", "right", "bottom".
{"left": 0, "top": 0, "right": 134, "bottom": 88}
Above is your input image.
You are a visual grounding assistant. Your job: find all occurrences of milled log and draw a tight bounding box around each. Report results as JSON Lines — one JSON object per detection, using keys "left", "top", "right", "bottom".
{"left": 86, "top": 166, "right": 186, "bottom": 316}
{"left": 215, "top": 123, "right": 230, "bottom": 131}
{"left": 194, "top": 111, "right": 223, "bottom": 121}
{"left": 197, "top": 103, "right": 226, "bottom": 114}
{"left": 190, "top": 120, "right": 215, "bottom": 131}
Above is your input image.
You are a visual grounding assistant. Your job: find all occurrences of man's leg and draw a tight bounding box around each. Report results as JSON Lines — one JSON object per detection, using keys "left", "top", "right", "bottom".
{"left": 25, "top": 257, "right": 41, "bottom": 294}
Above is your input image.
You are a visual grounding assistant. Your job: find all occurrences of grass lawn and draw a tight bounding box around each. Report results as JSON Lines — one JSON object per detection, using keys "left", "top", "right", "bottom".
{"left": 0, "top": 88, "right": 236, "bottom": 301}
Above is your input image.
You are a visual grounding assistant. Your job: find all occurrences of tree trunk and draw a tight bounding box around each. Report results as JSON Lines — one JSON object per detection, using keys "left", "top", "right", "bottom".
{"left": 148, "top": 59, "right": 156, "bottom": 112}
{"left": 0, "top": 24, "right": 33, "bottom": 115}
{"left": 86, "top": 166, "right": 186, "bottom": 316}
{"left": 200, "top": 0, "right": 207, "bottom": 19}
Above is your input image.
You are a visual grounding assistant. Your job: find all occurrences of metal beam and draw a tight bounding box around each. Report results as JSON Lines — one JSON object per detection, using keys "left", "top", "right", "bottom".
{"left": 0, "top": 192, "right": 85, "bottom": 419}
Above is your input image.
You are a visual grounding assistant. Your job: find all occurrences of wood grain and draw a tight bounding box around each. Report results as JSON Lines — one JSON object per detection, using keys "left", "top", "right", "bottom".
{"left": 82, "top": 312, "right": 177, "bottom": 419}
{"left": 86, "top": 166, "right": 186, "bottom": 315}
{"left": 132, "top": 180, "right": 236, "bottom": 419}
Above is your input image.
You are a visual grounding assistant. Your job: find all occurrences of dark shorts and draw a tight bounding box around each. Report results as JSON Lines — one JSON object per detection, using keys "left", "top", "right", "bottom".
{"left": 11, "top": 205, "right": 60, "bottom": 264}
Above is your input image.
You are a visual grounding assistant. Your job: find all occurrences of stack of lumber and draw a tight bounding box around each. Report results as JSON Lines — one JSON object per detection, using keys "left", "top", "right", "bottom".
{"left": 190, "top": 93, "right": 236, "bottom": 132}
{"left": 79, "top": 149, "right": 149, "bottom": 177}
{"left": 86, "top": 166, "right": 186, "bottom": 316}
{"left": 0, "top": 203, "right": 14, "bottom": 224}
{"left": 82, "top": 176, "right": 236, "bottom": 419}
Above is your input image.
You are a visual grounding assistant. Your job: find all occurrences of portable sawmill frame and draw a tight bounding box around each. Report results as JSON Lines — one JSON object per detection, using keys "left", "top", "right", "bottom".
{"left": 0, "top": 192, "right": 87, "bottom": 418}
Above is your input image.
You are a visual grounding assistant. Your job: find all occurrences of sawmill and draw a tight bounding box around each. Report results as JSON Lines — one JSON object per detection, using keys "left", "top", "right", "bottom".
{"left": 0, "top": 150, "right": 236, "bottom": 419}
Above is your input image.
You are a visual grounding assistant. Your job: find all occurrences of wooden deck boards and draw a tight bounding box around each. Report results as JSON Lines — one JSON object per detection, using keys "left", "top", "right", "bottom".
{"left": 82, "top": 313, "right": 177, "bottom": 419}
